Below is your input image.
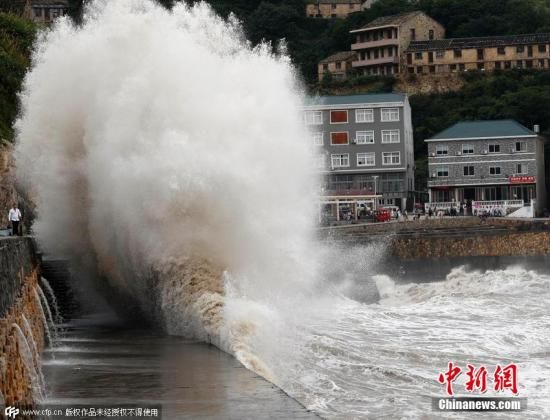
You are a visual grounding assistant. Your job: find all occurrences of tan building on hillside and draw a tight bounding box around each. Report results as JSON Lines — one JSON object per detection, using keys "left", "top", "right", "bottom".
{"left": 318, "top": 51, "right": 357, "bottom": 81}
{"left": 23, "top": 0, "right": 69, "bottom": 24}
{"left": 306, "top": 0, "right": 364, "bottom": 18}
{"left": 405, "top": 33, "right": 550, "bottom": 74}
{"left": 350, "top": 11, "right": 445, "bottom": 75}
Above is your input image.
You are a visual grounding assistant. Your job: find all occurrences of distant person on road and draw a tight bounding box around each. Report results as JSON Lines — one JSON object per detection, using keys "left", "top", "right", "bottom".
{"left": 8, "top": 203, "right": 22, "bottom": 236}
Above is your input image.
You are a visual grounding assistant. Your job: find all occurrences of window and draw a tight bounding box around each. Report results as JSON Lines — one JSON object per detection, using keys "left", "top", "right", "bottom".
{"left": 462, "top": 144, "right": 474, "bottom": 154}
{"left": 488, "top": 144, "right": 500, "bottom": 153}
{"left": 429, "top": 29, "right": 434, "bottom": 40}
{"left": 489, "top": 166, "right": 501, "bottom": 175}
{"left": 382, "top": 152, "right": 400, "bottom": 165}
{"left": 381, "top": 130, "right": 400, "bottom": 144}
{"left": 356, "top": 131, "right": 374, "bottom": 144}
{"left": 357, "top": 152, "right": 375, "bottom": 166}
{"left": 436, "top": 145, "right": 448, "bottom": 155}
{"left": 454, "top": 49, "right": 462, "bottom": 58}
{"left": 516, "top": 163, "right": 527, "bottom": 174}
{"left": 330, "top": 110, "right": 348, "bottom": 124}
{"left": 312, "top": 132, "right": 323, "bottom": 146}
{"left": 34, "top": 7, "right": 42, "bottom": 17}
{"left": 539, "top": 45, "right": 547, "bottom": 53}
{"left": 436, "top": 51, "right": 444, "bottom": 59}
{"left": 323, "top": 63, "right": 328, "bottom": 70}
{"left": 355, "top": 108, "right": 374, "bottom": 123}
{"left": 331, "top": 153, "right": 349, "bottom": 168}
{"left": 381, "top": 108, "right": 399, "bottom": 122}
{"left": 332, "top": 3, "right": 337, "bottom": 9}
{"left": 463, "top": 166, "right": 474, "bottom": 176}
{"left": 517, "top": 46, "right": 525, "bottom": 53}
{"left": 336, "top": 62, "right": 342, "bottom": 70}
{"left": 330, "top": 132, "right": 349, "bottom": 145}
{"left": 410, "top": 28, "right": 416, "bottom": 40}
{"left": 495, "top": 61, "right": 501, "bottom": 70}
{"left": 497, "top": 46, "right": 506, "bottom": 55}
{"left": 477, "top": 49, "right": 484, "bottom": 60}
{"left": 459, "top": 63, "right": 465, "bottom": 71}
{"left": 304, "top": 111, "right": 322, "bottom": 125}
{"left": 415, "top": 52, "right": 423, "bottom": 60}
{"left": 437, "top": 166, "right": 449, "bottom": 177}
{"left": 515, "top": 141, "right": 527, "bottom": 152}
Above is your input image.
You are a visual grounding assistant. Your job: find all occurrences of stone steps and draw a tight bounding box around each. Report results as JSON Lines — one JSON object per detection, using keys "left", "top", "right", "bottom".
{"left": 41, "top": 259, "right": 79, "bottom": 320}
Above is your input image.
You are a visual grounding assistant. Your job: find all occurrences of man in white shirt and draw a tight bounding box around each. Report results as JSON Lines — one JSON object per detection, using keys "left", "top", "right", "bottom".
{"left": 8, "top": 203, "right": 22, "bottom": 236}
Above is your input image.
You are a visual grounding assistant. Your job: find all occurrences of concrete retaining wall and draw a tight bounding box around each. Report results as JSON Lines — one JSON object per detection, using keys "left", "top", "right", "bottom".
{"left": 0, "top": 237, "right": 45, "bottom": 407}
{"left": 391, "top": 231, "right": 550, "bottom": 260}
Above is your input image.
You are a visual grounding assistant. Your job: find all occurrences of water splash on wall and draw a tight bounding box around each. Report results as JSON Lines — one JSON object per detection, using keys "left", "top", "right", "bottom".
{"left": 40, "top": 277, "right": 62, "bottom": 324}
{"left": 12, "top": 323, "right": 44, "bottom": 401}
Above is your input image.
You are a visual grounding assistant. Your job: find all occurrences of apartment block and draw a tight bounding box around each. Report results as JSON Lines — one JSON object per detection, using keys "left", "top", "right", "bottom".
{"left": 318, "top": 51, "right": 357, "bottom": 81}
{"left": 303, "top": 93, "right": 415, "bottom": 211}
{"left": 306, "top": 0, "right": 363, "bottom": 18}
{"left": 350, "top": 11, "right": 445, "bottom": 75}
{"left": 23, "top": 0, "right": 69, "bottom": 24}
{"left": 426, "top": 120, "right": 546, "bottom": 216}
{"left": 405, "top": 33, "right": 550, "bottom": 74}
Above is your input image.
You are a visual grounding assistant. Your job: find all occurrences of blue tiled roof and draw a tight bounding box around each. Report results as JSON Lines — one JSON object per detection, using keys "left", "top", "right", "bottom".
{"left": 304, "top": 93, "right": 406, "bottom": 106}
{"left": 428, "top": 120, "right": 536, "bottom": 140}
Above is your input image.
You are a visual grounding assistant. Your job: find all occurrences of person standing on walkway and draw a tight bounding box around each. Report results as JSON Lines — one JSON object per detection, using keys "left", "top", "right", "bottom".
{"left": 8, "top": 203, "right": 22, "bottom": 236}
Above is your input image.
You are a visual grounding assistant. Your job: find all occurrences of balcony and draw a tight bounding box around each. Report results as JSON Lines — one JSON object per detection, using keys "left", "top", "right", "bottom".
{"left": 352, "top": 38, "right": 400, "bottom": 50}
{"left": 352, "top": 56, "right": 399, "bottom": 68}
{"left": 427, "top": 177, "right": 511, "bottom": 188}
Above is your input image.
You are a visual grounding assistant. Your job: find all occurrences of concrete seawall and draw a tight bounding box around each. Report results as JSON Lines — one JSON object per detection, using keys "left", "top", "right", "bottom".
{"left": 0, "top": 237, "right": 45, "bottom": 407}
{"left": 323, "top": 217, "right": 550, "bottom": 260}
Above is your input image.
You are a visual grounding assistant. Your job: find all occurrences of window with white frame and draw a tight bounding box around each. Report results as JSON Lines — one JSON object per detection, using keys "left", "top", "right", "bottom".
{"left": 381, "top": 130, "right": 400, "bottom": 144}
{"left": 312, "top": 132, "right": 323, "bottom": 146}
{"left": 357, "top": 152, "right": 375, "bottom": 166}
{"left": 382, "top": 151, "right": 400, "bottom": 165}
{"left": 304, "top": 111, "right": 322, "bottom": 125}
{"left": 489, "top": 166, "right": 501, "bottom": 175}
{"left": 331, "top": 153, "right": 350, "bottom": 168}
{"left": 516, "top": 163, "right": 527, "bottom": 174}
{"left": 356, "top": 130, "right": 374, "bottom": 144}
{"left": 436, "top": 145, "right": 448, "bottom": 155}
{"left": 355, "top": 108, "right": 374, "bottom": 123}
{"left": 330, "top": 110, "right": 348, "bottom": 124}
{"left": 462, "top": 144, "right": 474, "bottom": 154}
{"left": 437, "top": 166, "right": 449, "bottom": 177}
{"left": 381, "top": 108, "right": 399, "bottom": 122}
{"left": 515, "top": 141, "right": 527, "bottom": 152}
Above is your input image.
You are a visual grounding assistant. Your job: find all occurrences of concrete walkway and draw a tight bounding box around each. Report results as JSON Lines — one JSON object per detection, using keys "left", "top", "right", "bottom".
{"left": 43, "top": 316, "right": 319, "bottom": 420}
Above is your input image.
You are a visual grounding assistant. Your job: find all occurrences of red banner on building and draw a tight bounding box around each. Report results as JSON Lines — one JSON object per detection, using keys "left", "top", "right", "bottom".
{"left": 509, "top": 176, "right": 535, "bottom": 184}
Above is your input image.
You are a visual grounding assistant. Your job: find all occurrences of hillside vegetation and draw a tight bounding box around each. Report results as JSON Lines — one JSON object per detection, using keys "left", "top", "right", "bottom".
{"left": 0, "top": 13, "right": 35, "bottom": 141}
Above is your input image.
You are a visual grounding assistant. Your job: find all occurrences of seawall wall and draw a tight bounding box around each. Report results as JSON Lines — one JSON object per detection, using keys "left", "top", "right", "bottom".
{"left": 0, "top": 237, "right": 45, "bottom": 407}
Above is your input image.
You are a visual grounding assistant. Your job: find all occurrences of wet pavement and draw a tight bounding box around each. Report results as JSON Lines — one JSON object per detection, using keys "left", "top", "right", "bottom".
{"left": 42, "top": 315, "right": 319, "bottom": 419}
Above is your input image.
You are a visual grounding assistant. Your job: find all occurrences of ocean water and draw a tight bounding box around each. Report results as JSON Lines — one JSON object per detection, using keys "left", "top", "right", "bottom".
{"left": 263, "top": 264, "right": 550, "bottom": 419}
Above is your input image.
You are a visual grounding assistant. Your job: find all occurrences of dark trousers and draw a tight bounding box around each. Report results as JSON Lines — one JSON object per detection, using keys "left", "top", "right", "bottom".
{"left": 11, "top": 220, "right": 19, "bottom": 236}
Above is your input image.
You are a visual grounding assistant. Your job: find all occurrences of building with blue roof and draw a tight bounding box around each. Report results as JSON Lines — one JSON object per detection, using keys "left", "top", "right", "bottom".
{"left": 425, "top": 120, "right": 546, "bottom": 216}
{"left": 303, "top": 93, "right": 416, "bottom": 222}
